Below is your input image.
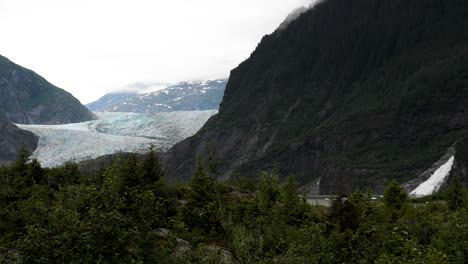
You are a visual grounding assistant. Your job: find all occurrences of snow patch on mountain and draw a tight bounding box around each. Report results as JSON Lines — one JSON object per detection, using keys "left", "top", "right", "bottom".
{"left": 86, "top": 79, "right": 227, "bottom": 113}
{"left": 17, "top": 111, "right": 217, "bottom": 167}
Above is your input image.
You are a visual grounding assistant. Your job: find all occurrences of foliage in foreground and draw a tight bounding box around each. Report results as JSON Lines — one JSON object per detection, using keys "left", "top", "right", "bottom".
{"left": 0, "top": 149, "right": 467, "bottom": 263}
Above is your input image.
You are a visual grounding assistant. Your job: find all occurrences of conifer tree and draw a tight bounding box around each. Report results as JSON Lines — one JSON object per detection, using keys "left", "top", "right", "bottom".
{"left": 181, "top": 162, "right": 221, "bottom": 235}
{"left": 142, "top": 144, "right": 164, "bottom": 184}
{"left": 204, "top": 144, "right": 220, "bottom": 180}
{"left": 187, "top": 161, "right": 217, "bottom": 206}
{"left": 282, "top": 175, "right": 309, "bottom": 226}
{"left": 11, "top": 146, "right": 33, "bottom": 189}
{"left": 123, "top": 154, "right": 143, "bottom": 190}
{"left": 383, "top": 180, "right": 409, "bottom": 211}
{"left": 329, "top": 193, "right": 359, "bottom": 231}
{"left": 256, "top": 171, "right": 281, "bottom": 214}
{"left": 28, "top": 158, "right": 45, "bottom": 185}
{"left": 447, "top": 175, "right": 464, "bottom": 211}
{"left": 383, "top": 180, "right": 410, "bottom": 221}
{"left": 12, "top": 147, "right": 30, "bottom": 180}
{"left": 283, "top": 175, "right": 300, "bottom": 208}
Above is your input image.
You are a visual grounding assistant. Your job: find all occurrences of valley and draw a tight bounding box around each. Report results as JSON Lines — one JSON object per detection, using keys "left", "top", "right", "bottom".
{"left": 1, "top": 0, "right": 468, "bottom": 262}
{"left": 17, "top": 111, "right": 217, "bottom": 167}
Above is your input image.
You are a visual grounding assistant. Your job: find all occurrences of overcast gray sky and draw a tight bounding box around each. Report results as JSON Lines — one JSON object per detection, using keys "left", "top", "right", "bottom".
{"left": 0, "top": 0, "right": 315, "bottom": 103}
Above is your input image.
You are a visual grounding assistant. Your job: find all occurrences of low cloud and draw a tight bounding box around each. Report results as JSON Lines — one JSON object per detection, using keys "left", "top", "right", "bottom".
{"left": 113, "top": 82, "right": 171, "bottom": 94}
{"left": 277, "top": 0, "right": 324, "bottom": 31}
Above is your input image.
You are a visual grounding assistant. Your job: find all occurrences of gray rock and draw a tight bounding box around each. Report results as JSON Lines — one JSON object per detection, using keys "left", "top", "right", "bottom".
{"left": 201, "top": 244, "right": 233, "bottom": 264}
{"left": 172, "top": 238, "right": 191, "bottom": 257}
{"left": 0, "top": 113, "right": 38, "bottom": 164}
{"left": 155, "top": 228, "right": 171, "bottom": 238}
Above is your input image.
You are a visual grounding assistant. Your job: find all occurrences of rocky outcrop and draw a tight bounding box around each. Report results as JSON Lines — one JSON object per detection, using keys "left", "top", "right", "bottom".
{"left": 0, "top": 113, "right": 38, "bottom": 164}
{"left": 0, "top": 55, "right": 95, "bottom": 124}
{"left": 163, "top": 0, "right": 468, "bottom": 194}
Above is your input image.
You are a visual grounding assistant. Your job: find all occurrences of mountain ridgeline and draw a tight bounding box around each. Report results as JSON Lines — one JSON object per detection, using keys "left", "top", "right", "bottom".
{"left": 86, "top": 80, "right": 227, "bottom": 113}
{"left": 163, "top": 0, "right": 468, "bottom": 194}
{"left": 0, "top": 55, "right": 95, "bottom": 124}
{"left": 86, "top": 92, "right": 137, "bottom": 112}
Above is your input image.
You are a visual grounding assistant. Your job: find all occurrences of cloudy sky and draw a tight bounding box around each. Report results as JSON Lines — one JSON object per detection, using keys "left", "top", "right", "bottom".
{"left": 0, "top": 0, "right": 315, "bottom": 103}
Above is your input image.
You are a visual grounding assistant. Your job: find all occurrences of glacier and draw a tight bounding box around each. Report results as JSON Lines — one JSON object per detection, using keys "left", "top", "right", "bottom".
{"left": 17, "top": 111, "right": 217, "bottom": 167}
{"left": 410, "top": 156, "right": 454, "bottom": 197}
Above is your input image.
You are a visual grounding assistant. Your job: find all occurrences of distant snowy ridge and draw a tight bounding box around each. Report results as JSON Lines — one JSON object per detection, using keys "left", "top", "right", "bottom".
{"left": 86, "top": 79, "right": 227, "bottom": 113}
{"left": 17, "top": 111, "right": 217, "bottom": 167}
{"left": 86, "top": 93, "right": 136, "bottom": 112}
{"left": 410, "top": 156, "right": 454, "bottom": 197}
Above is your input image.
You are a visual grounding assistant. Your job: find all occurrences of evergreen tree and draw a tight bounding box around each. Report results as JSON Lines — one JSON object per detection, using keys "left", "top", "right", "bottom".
{"left": 253, "top": 171, "right": 289, "bottom": 255}
{"left": 204, "top": 144, "right": 220, "bottom": 180}
{"left": 283, "top": 175, "right": 299, "bottom": 208}
{"left": 383, "top": 180, "right": 409, "bottom": 211}
{"left": 11, "top": 146, "right": 31, "bottom": 187}
{"left": 329, "top": 193, "right": 359, "bottom": 231}
{"left": 256, "top": 171, "right": 281, "bottom": 214}
{"left": 123, "top": 154, "right": 143, "bottom": 190}
{"left": 142, "top": 144, "right": 164, "bottom": 184}
{"left": 187, "top": 162, "right": 218, "bottom": 206}
{"left": 282, "top": 175, "right": 309, "bottom": 226}
{"left": 383, "top": 179, "right": 410, "bottom": 221}
{"left": 28, "top": 158, "right": 45, "bottom": 185}
{"left": 60, "top": 161, "right": 81, "bottom": 186}
{"left": 181, "top": 162, "right": 221, "bottom": 235}
{"left": 447, "top": 175, "right": 464, "bottom": 211}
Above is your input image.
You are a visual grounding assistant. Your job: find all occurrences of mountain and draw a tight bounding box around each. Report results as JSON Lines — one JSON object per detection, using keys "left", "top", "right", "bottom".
{"left": 86, "top": 79, "right": 227, "bottom": 113}
{"left": 0, "top": 113, "right": 38, "bottom": 165}
{"left": 163, "top": 0, "right": 468, "bottom": 194}
{"left": 86, "top": 92, "right": 137, "bottom": 112}
{"left": 0, "top": 55, "right": 95, "bottom": 124}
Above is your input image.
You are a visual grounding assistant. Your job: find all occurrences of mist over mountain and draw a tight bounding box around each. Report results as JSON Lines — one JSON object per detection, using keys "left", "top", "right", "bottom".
{"left": 86, "top": 93, "right": 137, "bottom": 112}
{"left": 163, "top": 0, "right": 468, "bottom": 194}
{"left": 277, "top": 6, "right": 309, "bottom": 31}
{"left": 87, "top": 79, "right": 227, "bottom": 113}
{"left": 0, "top": 55, "right": 95, "bottom": 124}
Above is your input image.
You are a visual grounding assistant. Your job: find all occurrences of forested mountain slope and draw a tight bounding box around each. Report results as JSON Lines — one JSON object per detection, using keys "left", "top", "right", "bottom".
{"left": 163, "top": 0, "right": 468, "bottom": 194}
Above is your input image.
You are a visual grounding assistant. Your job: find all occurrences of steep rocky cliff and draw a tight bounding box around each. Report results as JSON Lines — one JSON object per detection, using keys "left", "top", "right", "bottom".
{"left": 0, "top": 55, "right": 95, "bottom": 124}
{"left": 0, "top": 113, "right": 38, "bottom": 164}
{"left": 163, "top": 0, "right": 468, "bottom": 194}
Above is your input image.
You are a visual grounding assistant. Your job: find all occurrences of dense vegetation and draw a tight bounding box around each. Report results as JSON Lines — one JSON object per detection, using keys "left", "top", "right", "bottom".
{"left": 1, "top": 148, "right": 467, "bottom": 263}
{"left": 164, "top": 0, "right": 468, "bottom": 194}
